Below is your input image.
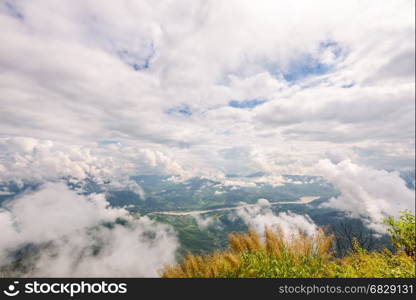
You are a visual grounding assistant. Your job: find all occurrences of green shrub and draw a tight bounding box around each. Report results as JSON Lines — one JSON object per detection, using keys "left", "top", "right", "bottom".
{"left": 327, "top": 249, "right": 415, "bottom": 278}
{"left": 384, "top": 210, "right": 416, "bottom": 259}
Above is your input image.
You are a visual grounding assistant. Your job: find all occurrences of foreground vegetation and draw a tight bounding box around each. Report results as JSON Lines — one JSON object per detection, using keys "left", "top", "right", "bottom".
{"left": 162, "top": 212, "right": 416, "bottom": 278}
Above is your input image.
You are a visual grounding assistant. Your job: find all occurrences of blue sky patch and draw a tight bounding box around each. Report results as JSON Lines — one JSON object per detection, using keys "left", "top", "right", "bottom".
{"left": 342, "top": 82, "right": 355, "bottom": 88}
{"left": 80, "top": 15, "right": 155, "bottom": 72}
{"left": 282, "top": 57, "right": 329, "bottom": 82}
{"left": 166, "top": 105, "right": 193, "bottom": 116}
{"left": 4, "top": 1, "right": 24, "bottom": 20}
{"left": 320, "top": 40, "right": 343, "bottom": 57}
{"left": 275, "top": 40, "right": 346, "bottom": 82}
{"left": 229, "top": 98, "right": 266, "bottom": 109}
{"left": 99, "top": 140, "right": 120, "bottom": 145}
{"left": 117, "top": 45, "right": 154, "bottom": 71}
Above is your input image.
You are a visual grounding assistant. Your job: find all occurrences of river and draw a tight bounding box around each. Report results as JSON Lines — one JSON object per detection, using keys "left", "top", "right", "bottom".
{"left": 148, "top": 196, "right": 320, "bottom": 216}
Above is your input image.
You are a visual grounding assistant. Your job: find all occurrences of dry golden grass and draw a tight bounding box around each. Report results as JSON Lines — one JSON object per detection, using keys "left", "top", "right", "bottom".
{"left": 162, "top": 250, "right": 241, "bottom": 278}
{"left": 161, "top": 224, "right": 415, "bottom": 278}
{"left": 161, "top": 226, "right": 334, "bottom": 278}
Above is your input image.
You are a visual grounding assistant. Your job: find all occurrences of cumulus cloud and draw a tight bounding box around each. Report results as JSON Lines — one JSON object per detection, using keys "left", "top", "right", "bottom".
{"left": 234, "top": 199, "right": 318, "bottom": 237}
{"left": 317, "top": 159, "right": 415, "bottom": 233}
{"left": 0, "top": 0, "right": 413, "bottom": 179}
{"left": 0, "top": 183, "right": 178, "bottom": 277}
{"left": 0, "top": 137, "right": 111, "bottom": 184}
{"left": 192, "top": 214, "right": 216, "bottom": 229}
{"left": 0, "top": 136, "right": 193, "bottom": 190}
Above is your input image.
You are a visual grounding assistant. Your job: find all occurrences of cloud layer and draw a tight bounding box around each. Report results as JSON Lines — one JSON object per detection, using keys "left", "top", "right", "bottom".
{"left": 0, "top": 183, "right": 178, "bottom": 276}
{"left": 235, "top": 199, "right": 318, "bottom": 237}
{"left": 0, "top": 0, "right": 414, "bottom": 179}
{"left": 317, "top": 159, "right": 415, "bottom": 232}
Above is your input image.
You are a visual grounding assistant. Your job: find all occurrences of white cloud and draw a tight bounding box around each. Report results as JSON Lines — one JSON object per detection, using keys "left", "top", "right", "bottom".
{"left": 0, "top": 137, "right": 110, "bottom": 183}
{"left": 0, "top": 137, "right": 192, "bottom": 187}
{"left": 0, "top": 182, "right": 178, "bottom": 276}
{"left": 192, "top": 214, "right": 216, "bottom": 229}
{"left": 234, "top": 199, "right": 318, "bottom": 237}
{"left": 0, "top": 0, "right": 413, "bottom": 178}
{"left": 317, "top": 159, "right": 415, "bottom": 233}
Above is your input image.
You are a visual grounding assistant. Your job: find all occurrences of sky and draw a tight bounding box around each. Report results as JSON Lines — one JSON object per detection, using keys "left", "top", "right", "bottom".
{"left": 0, "top": 0, "right": 414, "bottom": 277}
{"left": 0, "top": 0, "right": 414, "bottom": 184}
